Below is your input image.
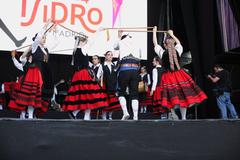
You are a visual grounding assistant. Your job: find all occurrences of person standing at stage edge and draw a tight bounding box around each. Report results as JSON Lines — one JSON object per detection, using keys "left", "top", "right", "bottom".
{"left": 152, "top": 26, "right": 207, "bottom": 120}
{"left": 208, "top": 64, "right": 238, "bottom": 119}
{"left": 114, "top": 30, "right": 141, "bottom": 120}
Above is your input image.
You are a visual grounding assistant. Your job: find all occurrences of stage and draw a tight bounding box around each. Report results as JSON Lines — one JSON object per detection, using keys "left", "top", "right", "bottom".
{"left": 0, "top": 118, "right": 239, "bottom": 160}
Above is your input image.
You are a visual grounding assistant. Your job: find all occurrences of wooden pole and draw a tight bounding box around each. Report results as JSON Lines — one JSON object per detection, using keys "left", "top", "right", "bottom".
{"left": 119, "top": 29, "right": 167, "bottom": 33}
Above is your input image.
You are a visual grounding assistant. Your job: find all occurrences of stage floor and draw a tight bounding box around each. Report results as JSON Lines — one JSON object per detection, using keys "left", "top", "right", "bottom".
{"left": 0, "top": 118, "right": 239, "bottom": 160}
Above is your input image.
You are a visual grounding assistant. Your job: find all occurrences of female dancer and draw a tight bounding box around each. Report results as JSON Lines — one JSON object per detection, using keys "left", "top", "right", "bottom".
{"left": 11, "top": 19, "right": 55, "bottom": 119}
{"left": 62, "top": 35, "right": 108, "bottom": 120}
{"left": 101, "top": 51, "right": 121, "bottom": 120}
{"left": 152, "top": 26, "right": 207, "bottom": 120}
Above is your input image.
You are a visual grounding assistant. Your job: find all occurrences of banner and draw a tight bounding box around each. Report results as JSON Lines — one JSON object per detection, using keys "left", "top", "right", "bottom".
{"left": 0, "top": 0, "right": 147, "bottom": 59}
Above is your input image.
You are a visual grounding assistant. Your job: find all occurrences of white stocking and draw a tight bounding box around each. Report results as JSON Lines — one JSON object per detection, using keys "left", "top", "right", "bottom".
{"left": 84, "top": 109, "right": 91, "bottom": 120}
{"left": 119, "top": 96, "right": 129, "bottom": 120}
{"left": 132, "top": 99, "right": 139, "bottom": 120}
{"left": 102, "top": 112, "right": 107, "bottom": 120}
{"left": 180, "top": 107, "right": 187, "bottom": 120}
{"left": 109, "top": 112, "right": 113, "bottom": 120}
{"left": 27, "top": 106, "right": 34, "bottom": 119}
{"left": 20, "top": 110, "right": 26, "bottom": 119}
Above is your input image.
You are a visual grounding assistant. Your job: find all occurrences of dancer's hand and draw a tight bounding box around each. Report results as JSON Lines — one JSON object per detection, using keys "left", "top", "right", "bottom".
{"left": 167, "top": 30, "right": 174, "bottom": 36}
{"left": 153, "top": 26, "right": 157, "bottom": 33}
{"left": 150, "top": 90, "right": 154, "bottom": 96}
{"left": 118, "top": 30, "right": 123, "bottom": 38}
{"left": 11, "top": 50, "right": 16, "bottom": 57}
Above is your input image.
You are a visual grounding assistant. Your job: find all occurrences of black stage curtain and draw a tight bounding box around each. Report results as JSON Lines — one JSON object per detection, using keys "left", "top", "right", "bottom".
{"left": 229, "top": 0, "right": 240, "bottom": 26}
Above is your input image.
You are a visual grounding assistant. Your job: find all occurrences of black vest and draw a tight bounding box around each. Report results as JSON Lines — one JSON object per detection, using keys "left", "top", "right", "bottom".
{"left": 32, "top": 46, "right": 49, "bottom": 63}
{"left": 162, "top": 50, "right": 181, "bottom": 71}
{"left": 73, "top": 48, "right": 89, "bottom": 70}
{"left": 103, "top": 64, "right": 118, "bottom": 93}
{"left": 156, "top": 67, "right": 165, "bottom": 85}
{"left": 139, "top": 74, "right": 148, "bottom": 83}
{"left": 92, "top": 65, "right": 99, "bottom": 76}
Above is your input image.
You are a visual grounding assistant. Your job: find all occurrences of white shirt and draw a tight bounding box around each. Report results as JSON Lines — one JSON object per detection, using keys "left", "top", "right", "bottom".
{"left": 12, "top": 57, "right": 24, "bottom": 72}
{"left": 151, "top": 65, "right": 162, "bottom": 91}
{"left": 154, "top": 44, "right": 183, "bottom": 58}
{"left": 104, "top": 61, "right": 118, "bottom": 73}
{"left": 114, "top": 36, "right": 141, "bottom": 60}
{"left": 94, "top": 63, "right": 103, "bottom": 80}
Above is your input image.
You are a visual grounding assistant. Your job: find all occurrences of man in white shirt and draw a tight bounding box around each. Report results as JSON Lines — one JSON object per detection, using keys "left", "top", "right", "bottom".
{"left": 114, "top": 31, "right": 142, "bottom": 120}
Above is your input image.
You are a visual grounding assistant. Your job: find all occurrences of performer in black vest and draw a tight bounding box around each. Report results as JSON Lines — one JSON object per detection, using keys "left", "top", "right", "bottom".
{"left": 90, "top": 55, "right": 103, "bottom": 83}
{"left": 139, "top": 66, "right": 151, "bottom": 113}
{"left": 101, "top": 51, "right": 121, "bottom": 120}
{"left": 114, "top": 31, "right": 141, "bottom": 120}
{"left": 153, "top": 26, "right": 207, "bottom": 120}
{"left": 150, "top": 56, "right": 167, "bottom": 117}
{"left": 62, "top": 35, "right": 108, "bottom": 120}
{"left": 12, "top": 19, "right": 55, "bottom": 119}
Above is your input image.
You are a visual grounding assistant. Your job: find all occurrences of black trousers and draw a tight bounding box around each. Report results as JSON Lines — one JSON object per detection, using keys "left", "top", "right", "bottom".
{"left": 118, "top": 70, "right": 139, "bottom": 100}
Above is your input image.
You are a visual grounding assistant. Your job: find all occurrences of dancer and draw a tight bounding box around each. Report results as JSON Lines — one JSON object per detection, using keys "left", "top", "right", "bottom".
{"left": 139, "top": 66, "right": 151, "bottom": 113}
{"left": 101, "top": 51, "right": 121, "bottom": 120}
{"left": 150, "top": 56, "right": 167, "bottom": 118}
{"left": 152, "top": 26, "right": 207, "bottom": 120}
{"left": 62, "top": 34, "right": 108, "bottom": 120}
{"left": 11, "top": 19, "right": 55, "bottom": 119}
{"left": 114, "top": 30, "right": 141, "bottom": 120}
{"left": 89, "top": 55, "right": 103, "bottom": 83}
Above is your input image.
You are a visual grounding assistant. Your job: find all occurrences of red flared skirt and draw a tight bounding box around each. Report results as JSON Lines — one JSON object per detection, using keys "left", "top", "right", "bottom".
{"left": 62, "top": 69, "right": 108, "bottom": 111}
{"left": 8, "top": 67, "right": 49, "bottom": 112}
{"left": 153, "top": 69, "right": 207, "bottom": 109}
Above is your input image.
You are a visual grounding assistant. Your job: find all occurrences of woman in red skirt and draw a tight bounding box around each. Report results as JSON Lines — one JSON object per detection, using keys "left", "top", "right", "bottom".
{"left": 10, "top": 19, "right": 55, "bottom": 119}
{"left": 150, "top": 56, "right": 167, "bottom": 117}
{"left": 152, "top": 26, "right": 207, "bottom": 120}
{"left": 62, "top": 35, "right": 108, "bottom": 120}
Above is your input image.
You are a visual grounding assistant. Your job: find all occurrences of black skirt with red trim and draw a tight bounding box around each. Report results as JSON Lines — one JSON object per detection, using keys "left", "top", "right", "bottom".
{"left": 140, "top": 88, "right": 152, "bottom": 107}
{"left": 153, "top": 69, "right": 207, "bottom": 109}
{"left": 103, "top": 93, "right": 121, "bottom": 113}
{"left": 62, "top": 69, "right": 108, "bottom": 111}
{"left": 0, "top": 93, "right": 6, "bottom": 106}
{"left": 6, "top": 81, "right": 22, "bottom": 112}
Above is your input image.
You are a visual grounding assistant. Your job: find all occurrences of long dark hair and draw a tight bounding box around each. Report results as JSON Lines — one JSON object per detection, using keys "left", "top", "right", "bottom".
{"left": 154, "top": 56, "right": 162, "bottom": 65}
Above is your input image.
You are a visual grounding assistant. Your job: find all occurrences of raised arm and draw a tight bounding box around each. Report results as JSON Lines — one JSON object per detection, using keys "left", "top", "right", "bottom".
{"left": 153, "top": 26, "right": 159, "bottom": 47}
{"left": 19, "top": 46, "right": 31, "bottom": 63}
{"left": 153, "top": 26, "right": 164, "bottom": 58}
{"left": 167, "top": 30, "right": 180, "bottom": 45}
{"left": 32, "top": 19, "right": 54, "bottom": 53}
{"left": 168, "top": 30, "right": 183, "bottom": 55}
{"left": 11, "top": 50, "right": 23, "bottom": 71}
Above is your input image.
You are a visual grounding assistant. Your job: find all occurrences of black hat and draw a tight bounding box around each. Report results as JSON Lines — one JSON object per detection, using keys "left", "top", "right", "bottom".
{"left": 32, "top": 33, "right": 38, "bottom": 41}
